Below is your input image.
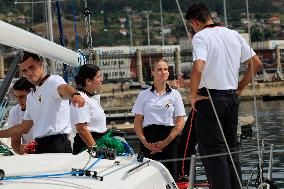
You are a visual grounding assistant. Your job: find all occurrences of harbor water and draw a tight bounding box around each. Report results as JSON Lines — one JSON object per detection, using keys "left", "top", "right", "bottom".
{"left": 239, "top": 100, "right": 284, "bottom": 188}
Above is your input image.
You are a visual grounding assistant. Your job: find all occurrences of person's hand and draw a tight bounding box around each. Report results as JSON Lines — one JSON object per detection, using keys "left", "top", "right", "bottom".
{"left": 19, "top": 144, "right": 28, "bottom": 155}
{"left": 172, "top": 80, "right": 180, "bottom": 89}
{"left": 236, "top": 89, "right": 241, "bottom": 96}
{"left": 191, "top": 95, "right": 209, "bottom": 111}
{"left": 144, "top": 142, "right": 161, "bottom": 154}
{"left": 172, "top": 73, "right": 185, "bottom": 89}
{"left": 152, "top": 140, "right": 168, "bottom": 154}
{"left": 71, "top": 95, "right": 85, "bottom": 107}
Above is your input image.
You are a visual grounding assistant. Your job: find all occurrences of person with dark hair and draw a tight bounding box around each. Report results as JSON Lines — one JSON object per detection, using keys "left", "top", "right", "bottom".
{"left": 71, "top": 64, "right": 107, "bottom": 155}
{"left": 0, "top": 51, "right": 85, "bottom": 153}
{"left": 7, "top": 77, "right": 35, "bottom": 154}
{"left": 132, "top": 59, "right": 186, "bottom": 181}
{"left": 185, "top": 3, "right": 262, "bottom": 189}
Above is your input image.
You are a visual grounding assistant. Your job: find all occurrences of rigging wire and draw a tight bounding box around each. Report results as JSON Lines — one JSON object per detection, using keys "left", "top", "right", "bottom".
{"left": 245, "top": 0, "right": 264, "bottom": 187}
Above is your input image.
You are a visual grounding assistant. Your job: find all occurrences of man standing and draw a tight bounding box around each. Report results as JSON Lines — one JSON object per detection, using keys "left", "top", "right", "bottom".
{"left": 8, "top": 77, "right": 34, "bottom": 154}
{"left": 186, "top": 3, "right": 262, "bottom": 189}
{"left": 0, "top": 52, "right": 84, "bottom": 153}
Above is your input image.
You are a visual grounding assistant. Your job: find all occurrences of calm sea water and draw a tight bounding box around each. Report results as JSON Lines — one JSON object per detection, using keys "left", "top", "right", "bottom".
{"left": 239, "top": 100, "right": 284, "bottom": 188}
{"left": 128, "top": 100, "right": 284, "bottom": 188}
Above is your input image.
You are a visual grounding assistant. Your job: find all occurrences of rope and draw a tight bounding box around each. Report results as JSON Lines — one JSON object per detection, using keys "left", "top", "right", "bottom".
{"left": 0, "top": 145, "right": 13, "bottom": 156}
{"left": 95, "top": 130, "right": 126, "bottom": 154}
{"left": 180, "top": 110, "right": 195, "bottom": 178}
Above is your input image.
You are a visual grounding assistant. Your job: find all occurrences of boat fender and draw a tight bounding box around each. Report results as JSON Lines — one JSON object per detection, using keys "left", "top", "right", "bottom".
{"left": 137, "top": 152, "right": 144, "bottom": 163}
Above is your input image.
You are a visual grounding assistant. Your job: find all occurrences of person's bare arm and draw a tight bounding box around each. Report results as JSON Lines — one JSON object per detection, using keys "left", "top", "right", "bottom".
{"left": 189, "top": 60, "right": 208, "bottom": 110}
{"left": 57, "top": 84, "right": 85, "bottom": 107}
{"left": 189, "top": 60, "right": 205, "bottom": 98}
{"left": 134, "top": 114, "right": 161, "bottom": 153}
{"left": 11, "top": 136, "right": 22, "bottom": 154}
{"left": 76, "top": 123, "right": 96, "bottom": 147}
{"left": 237, "top": 55, "right": 262, "bottom": 95}
{"left": 134, "top": 114, "right": 147, "bottom": 145}
{"left": 0, "top": 120, "right": 33, "bottom": 138}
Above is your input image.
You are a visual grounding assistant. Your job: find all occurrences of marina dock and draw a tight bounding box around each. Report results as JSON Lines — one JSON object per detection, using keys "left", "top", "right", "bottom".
{"left": 107, "top": 115, "right": 255, "bottom": 137}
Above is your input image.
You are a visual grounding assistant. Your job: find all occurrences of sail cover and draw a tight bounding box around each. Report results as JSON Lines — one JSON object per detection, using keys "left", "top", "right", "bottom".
{"left": 0, "top": 20, "right": 80, "bottom": 67}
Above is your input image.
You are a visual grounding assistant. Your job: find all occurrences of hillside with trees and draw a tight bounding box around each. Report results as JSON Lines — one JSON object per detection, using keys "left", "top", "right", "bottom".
{"left": 0, "top": 0, "right": 283, "bottom": 49}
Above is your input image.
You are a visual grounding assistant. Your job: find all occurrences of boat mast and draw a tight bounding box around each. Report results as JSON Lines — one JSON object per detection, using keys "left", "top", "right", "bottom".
{"left": 160, "top": 0, "right": 165, "bottom": 46}
{"left": 146, "top": 11, "right": 152, "bottom": 71}
{"left": 223, "top": 0, "right": 228, "bottom": 27}
{"left": 128, "top": 15, "right": 133, "bottom": 47}
{"left": 245, "top": 0, "right": 251, "bottom": 44}
{"left": 0, "top": 52, "right": 23, "bottom": 102}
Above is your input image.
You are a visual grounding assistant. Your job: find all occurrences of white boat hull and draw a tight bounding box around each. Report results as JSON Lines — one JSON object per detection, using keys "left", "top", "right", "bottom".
{"left": 0, "top": 151, "right": 177, "bottom": 189}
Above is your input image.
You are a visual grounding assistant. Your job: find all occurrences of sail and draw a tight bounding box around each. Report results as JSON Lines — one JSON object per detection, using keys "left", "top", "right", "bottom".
{"left": 0, "top": 20, "right": 80, "bottom": 67}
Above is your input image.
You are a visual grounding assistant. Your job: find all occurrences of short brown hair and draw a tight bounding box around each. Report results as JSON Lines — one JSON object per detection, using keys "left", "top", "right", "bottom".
{"left": 152, "top": 58, "right": 168, "bottom": 70}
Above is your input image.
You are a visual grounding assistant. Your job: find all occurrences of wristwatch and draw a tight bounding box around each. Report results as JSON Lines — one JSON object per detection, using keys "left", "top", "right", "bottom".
{"left": 71, "top": 92, "right": 81, "bottom": 97}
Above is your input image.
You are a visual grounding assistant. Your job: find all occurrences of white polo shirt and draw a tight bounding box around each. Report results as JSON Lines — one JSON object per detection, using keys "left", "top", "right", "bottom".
{"left": 132, "top": 86, "right": 186, "bottom": 128}
{"left": 23, "top": 75, "right": 71, "bottom": 139}
{"left": 192, "top": 26, "right": 256, "bottom": 90}
{"left": 8, "top": 104, "right": 33, "bottom": 144}
{"left": 70, "top": 92, "right": 107, "bottom": 133}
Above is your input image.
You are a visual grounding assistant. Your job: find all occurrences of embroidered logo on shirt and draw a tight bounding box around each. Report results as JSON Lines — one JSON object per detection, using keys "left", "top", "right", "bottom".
{"left": 165, "top": 100, "right": 173, "bottom": 108}
{"left": 38, "top": 95, "right": 42, "bottom": 103}
{"left": 166, "top": 103, "right": 170, "bottom": 108}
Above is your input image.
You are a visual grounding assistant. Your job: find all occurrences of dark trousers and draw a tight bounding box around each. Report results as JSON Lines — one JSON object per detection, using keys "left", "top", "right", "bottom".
{"left": 177, "top": 110, "right": 197, "bottom": 178}
{"left": 73, "top": 132, "right": 105, "bottom": 155}
{"left": 141, "top": 125, "right": 179, "bottom": 181}
{"left": 195, "top": 89, "right": 242, "bottom": 189}
{"left": 35, "top": 134, "right": 72, "bottom": 154}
